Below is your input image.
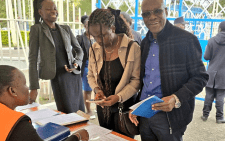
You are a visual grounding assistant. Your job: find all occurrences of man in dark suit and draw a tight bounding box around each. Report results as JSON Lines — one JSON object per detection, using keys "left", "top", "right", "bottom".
{"left": 201, "top": 21, "right": 225, "bottom": 124}
{"left": 129, "top": 0, "right": 209, "bottom": 140}
{"left": 120, "top": 12, "right": 142, "bottom": 44}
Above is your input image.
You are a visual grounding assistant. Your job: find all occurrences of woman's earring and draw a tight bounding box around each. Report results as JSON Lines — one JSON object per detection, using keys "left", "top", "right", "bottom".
{"left": 39, "top": 17, "right": 42, "bottom": 23}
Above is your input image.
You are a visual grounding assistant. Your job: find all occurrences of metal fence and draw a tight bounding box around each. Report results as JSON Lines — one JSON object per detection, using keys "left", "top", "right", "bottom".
{"left": 0, "top": 0, "right": 85, "bottom": 103}
{"left": 0, "top": 0, "right": 84, "bottom": 70}
{"left": 97, "top": 0, "right": 225, "bottom": 40}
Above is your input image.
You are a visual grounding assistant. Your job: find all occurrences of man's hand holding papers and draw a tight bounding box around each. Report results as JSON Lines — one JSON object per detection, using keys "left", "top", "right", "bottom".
{"left": 129, "top": 95, "right": 164, "bottom": 126}
{"left": 152, "top": 95, "right": 176, "bottom": 112}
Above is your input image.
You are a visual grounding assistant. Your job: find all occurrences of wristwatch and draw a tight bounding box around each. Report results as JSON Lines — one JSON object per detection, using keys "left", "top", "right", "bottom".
{"left": 172, "top": 94, "right": 181, "bottom": 108}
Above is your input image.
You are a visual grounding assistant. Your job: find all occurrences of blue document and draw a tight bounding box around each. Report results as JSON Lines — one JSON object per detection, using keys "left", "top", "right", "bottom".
{"left": 130, "top": 95, "right": 164, "bottom": 118}
{"left": 37, "top": 122, "right": 70, "bottom": 141}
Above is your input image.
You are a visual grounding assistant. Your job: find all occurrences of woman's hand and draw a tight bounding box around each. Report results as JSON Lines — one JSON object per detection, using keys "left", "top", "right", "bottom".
{"left": 94, "top": 89, "right": 106, "bottom": 100}
{"left": 96, "top": 95, "right": 119, "bottom": 107}
{"left": 73, "top": 129, "right": 89, "bottom": 141}
{"left": 29, "top": 90, "right": 38, "bottom": 104}
{"left": 129, "top": 110, "right": 139, "bottom": 126}
{"left": 64, "top": 63, "right": 78, "bottom": 73}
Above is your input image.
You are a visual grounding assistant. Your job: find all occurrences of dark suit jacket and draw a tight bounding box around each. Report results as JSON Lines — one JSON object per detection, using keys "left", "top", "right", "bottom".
{"left": 204, "top": 32, "right": 225, "bottom": 89}
{"left": 29, "top": 22, "right": 83, "bottom": 90}
{"left": 138, "top": 20, "right": 209, "bottom": 132}
{"left": 76, "top": 33, "right": 92, "bottom": 77}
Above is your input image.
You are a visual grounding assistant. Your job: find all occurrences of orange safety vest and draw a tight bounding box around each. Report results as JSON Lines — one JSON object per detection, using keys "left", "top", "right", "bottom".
{"left": 0, "top": 103, "right": 25, "bottom": 141}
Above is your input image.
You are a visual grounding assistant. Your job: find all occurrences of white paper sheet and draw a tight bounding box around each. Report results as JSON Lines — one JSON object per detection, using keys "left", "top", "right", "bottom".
{"left": 129, "top": 95, "right": 154, "bottom": 110}
{"left": 36, "top": 113, "right": 87, "bottom": 125}
{"left": 83, "top": 124, "right": 112, "bottom": 139}
{"left": 15, "top": 102, "right": 40, "bottom": 111}
{"left": 71, "top": 124, "right": 112, "bottom": 140}
{"left": 97, "top": 134, "right": 128, "bottom": 141}
{"left": 26, "top": 108, "right": 59, "bottom": 122}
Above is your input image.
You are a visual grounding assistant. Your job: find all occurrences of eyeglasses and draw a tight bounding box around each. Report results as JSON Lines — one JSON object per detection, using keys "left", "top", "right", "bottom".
{"left": 141, "top": 9, "right": 164, "bottom": 18}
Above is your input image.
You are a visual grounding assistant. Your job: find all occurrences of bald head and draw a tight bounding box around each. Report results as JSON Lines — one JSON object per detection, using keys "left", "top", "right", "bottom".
{"left": 142, "top": 0, "right": 165, "bottom": 10}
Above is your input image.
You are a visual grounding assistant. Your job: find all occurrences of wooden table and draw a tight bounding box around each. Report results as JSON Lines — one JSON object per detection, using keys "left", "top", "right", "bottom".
{"left": 25, "top": 106, "right": 136, "bottom": 141}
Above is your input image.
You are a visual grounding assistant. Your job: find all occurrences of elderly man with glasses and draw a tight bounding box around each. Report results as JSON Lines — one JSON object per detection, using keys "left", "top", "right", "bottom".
{"left": 129, "top": 0, "right": 209, "bottom": 140}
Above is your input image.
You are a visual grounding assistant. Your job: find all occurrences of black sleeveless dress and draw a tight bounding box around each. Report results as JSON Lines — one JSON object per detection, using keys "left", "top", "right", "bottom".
{"left": 97, "top": 57, "right": 124, "bottom": 133}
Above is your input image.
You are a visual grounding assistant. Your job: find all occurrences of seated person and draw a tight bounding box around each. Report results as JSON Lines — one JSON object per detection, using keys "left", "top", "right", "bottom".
{"left": 0, "top": 65, "right": 89, "bottom": 141}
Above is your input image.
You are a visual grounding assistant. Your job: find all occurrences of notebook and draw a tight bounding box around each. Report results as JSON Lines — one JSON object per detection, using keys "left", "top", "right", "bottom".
{"left": 130, "top": 95, "right": 164, "bottom": 118}
{"left": 37, "top": 122, "right": 70, "bottom": 141}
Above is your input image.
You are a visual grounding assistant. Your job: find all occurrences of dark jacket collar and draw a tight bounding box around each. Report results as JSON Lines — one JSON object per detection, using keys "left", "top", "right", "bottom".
{"left": 146, "top": 20, "right": 172, "bottom": 42}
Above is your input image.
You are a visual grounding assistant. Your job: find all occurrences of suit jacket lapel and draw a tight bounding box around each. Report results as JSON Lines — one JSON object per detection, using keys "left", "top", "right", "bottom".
{"left": 57, "top": 24, "right": 71, "bottom": 50}
{"left": 41, "top": 22, "right": 55, "bottom": 47}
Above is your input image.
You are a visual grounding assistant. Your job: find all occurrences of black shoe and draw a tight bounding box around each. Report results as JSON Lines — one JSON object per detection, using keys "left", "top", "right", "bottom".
{"left": 216, "top": 119, "right": 225, "bottom": 124}
{"left": 201, "top": 116, "right": 208, "bottom": 121}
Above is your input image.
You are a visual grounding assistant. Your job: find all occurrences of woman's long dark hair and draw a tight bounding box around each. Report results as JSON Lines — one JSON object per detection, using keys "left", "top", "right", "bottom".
{"left": 33, "top": 0, "right": 45, "bottom": 24}
{"left": 88, "top": 8, "right": 132, "bottom": 124}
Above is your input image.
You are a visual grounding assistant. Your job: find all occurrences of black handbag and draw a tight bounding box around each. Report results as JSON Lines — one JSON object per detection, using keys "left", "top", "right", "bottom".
{"left": 118, "top": 102, "right": 140, "bottom": 137}
{"left": 117, "top": 40, "right": 140, "bottom": 137}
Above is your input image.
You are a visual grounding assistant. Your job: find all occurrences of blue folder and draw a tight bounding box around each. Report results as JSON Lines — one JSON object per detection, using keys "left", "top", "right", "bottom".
{"left": 37, "top": 122, "right": 70, "bottom": 141}
{"left": 131, "top": 95, "right": 164, "bottom": 118}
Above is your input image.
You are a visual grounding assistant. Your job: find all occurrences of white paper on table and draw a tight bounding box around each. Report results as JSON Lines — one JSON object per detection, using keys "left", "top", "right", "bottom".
{"left": 26, "top": 108, "right": 59, "bottom": 122}
{"left": 96, "top": 134, "right": 128, "bottom": 141}
{"left": 15, "top": 102, "right": 40, "bottom": 111}
{"left": 71, "top": 124, "right": 112, "bottom": 140}
{"left": 36, "top": 113, "right": 87, "bottom": 125}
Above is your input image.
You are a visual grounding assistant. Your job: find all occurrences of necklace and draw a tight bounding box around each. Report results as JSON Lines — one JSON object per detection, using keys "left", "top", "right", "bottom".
{"left": 104, "top": 36, "right": 119, "bottom": 54}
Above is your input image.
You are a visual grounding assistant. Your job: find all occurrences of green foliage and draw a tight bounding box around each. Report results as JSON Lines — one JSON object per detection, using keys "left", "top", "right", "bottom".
{"left": 0, "top": 0, "right": 30, "bottom": 28}
{"left": 185, "top": 1, "right": 193, "bottom": 5}
{"left": 1, "top": 31, "right": 9, "bottom": 45}
{"left": 1, "top": 30, "right": 30, "bottom": 46}
{"left": 78, "top": 0, "right": 92, "bottom": 15}
{"left": 0, "top": 0, "right": 7, "bottom": 28}
{"left": 71, "top": 0, "right": 82, "bottom": 7}
{"left": 119, "top": 2, "right": 135, "bottom": 14}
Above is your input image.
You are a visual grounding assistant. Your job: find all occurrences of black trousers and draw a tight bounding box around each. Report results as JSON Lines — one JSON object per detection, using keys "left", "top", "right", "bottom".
{"left": 139, "top": 112, "right": 186, "bottom": 141}
{"left": 203, "top": 87, "right": 225, "bottom": 120}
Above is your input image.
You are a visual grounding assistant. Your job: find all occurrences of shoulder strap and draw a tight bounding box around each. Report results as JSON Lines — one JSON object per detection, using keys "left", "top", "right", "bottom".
{"left": 125, "top": 40, "right": 137, "bottom": 67}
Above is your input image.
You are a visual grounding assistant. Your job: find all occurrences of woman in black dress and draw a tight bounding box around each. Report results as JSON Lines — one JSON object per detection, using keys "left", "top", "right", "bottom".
{"left": 29, "top": 0, "right": 85, "bottom": 113}
{"left": 87, "top": 8, "right": 141, "bottom": 137}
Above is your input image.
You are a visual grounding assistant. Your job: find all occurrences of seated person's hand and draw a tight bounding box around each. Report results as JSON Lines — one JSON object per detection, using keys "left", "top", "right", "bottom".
{"left": 74, "top": 129, "right": 89, "bottom": 141}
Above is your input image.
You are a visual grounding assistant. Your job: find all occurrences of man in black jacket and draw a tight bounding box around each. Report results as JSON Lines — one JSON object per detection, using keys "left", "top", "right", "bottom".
{"left": 201, "top": 21, "right": 225, "bottom": 124}
{"left": 129, "top": 0, "right": 209, "bottom": 140}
